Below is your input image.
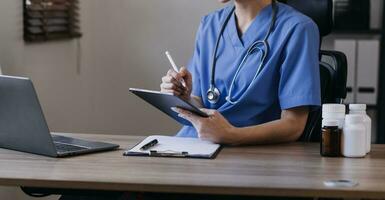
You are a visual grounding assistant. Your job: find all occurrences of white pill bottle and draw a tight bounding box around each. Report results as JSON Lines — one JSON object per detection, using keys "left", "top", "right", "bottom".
{"left": 349, "top": 104, "right": 371, "bottom": 153}
{"left": 342, "top": 114, "right": 366, "bottom": 158}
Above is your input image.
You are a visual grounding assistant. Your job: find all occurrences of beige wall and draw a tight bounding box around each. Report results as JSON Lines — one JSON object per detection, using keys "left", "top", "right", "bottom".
{"left": 0, "top": 0, "right": 222, "bottom": 199}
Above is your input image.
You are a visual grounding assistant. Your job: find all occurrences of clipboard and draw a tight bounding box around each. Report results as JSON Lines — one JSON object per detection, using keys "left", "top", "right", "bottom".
{"left": 129, "top": 88, "right": 208, "bottom": 126}
{"left": 123, "top": 135, "right": 221, "bottom": 159}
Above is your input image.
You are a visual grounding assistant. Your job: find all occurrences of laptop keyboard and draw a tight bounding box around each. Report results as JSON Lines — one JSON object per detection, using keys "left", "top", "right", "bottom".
{"left": 54, "top": 142, "right": 88, "bottom": 153}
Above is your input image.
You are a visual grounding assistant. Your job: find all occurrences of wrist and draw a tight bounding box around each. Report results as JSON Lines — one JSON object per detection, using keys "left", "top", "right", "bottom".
{"left": 227, "top": 126, "right": 243, "bottom": 146}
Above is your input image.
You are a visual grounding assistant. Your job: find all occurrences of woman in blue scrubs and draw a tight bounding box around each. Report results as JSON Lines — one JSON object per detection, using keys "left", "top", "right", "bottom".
{"left": 161, "top": 0, "right": 320, "bottom": 145}
{"left": 60, "top": 0, "right": 320, "bottom": 199}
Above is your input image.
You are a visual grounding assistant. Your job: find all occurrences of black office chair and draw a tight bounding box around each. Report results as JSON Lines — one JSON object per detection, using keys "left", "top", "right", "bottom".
{"left": 279, "top": 0, "right": 348, "bottom": 142}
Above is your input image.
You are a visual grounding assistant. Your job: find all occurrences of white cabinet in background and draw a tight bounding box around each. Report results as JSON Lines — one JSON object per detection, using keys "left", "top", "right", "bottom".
{"left": 357, "top": 40, "right": 380, "bottom": 105}
{"left": 333, "top": 39, "right": 380, "bottom": 105}
{"left": 334, "top": 39, "right": 356, "bottom": 104}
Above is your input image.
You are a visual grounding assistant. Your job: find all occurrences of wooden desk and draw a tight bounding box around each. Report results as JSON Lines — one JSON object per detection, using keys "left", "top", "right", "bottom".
{"left": 0, "top": 133, "right": 385, "bottom": 199}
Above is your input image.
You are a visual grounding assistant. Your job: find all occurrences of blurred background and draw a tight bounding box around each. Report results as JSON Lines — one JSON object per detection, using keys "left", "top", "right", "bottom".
{"left": 0, "top": 0, "right": 222, "bottom": 139}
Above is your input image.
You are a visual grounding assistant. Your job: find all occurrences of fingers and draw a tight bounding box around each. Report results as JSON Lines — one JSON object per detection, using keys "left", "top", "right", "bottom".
{"left": 170, "top": 67, "right": 192, "bottom": 89}
{"left": 160, "top": 70, "right": 185, "bottom": 94}
{"left": 171, "top": 107, "right": 200, "bottom": 124}
{"left": 167, "top": 69, "right": 184, "bottom": 83}
{"left": 200, "top": 108, "right": 218, "bottom": 116}
{"left": 179, "top": 67, "right": 193, "bottom": 91}
{"left": 162, "top": 73, "right": 183, "bottom": 88}
{"left": 160, "top": 67, "right": 194, "bottom": 98}
{"left": 160, "top": 82, "right": 184, "bottom": 94}
{"left": 172, "top": 107, "right": 221, "bottom": 143}
{"left": 179, "top": 67, "right": 192, "bottom": 81}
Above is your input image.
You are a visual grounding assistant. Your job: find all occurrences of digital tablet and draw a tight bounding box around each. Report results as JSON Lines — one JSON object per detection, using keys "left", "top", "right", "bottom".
{"left": 129, "top": 88, "right": 208, "bottom": 126}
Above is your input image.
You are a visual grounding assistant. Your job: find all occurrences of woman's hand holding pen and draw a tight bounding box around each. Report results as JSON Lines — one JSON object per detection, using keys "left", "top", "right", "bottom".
{"left": 161, "top": 51, "right": 237, "bottom": 143}
{"left": 160, "top": 67, "right": 193, "bottom": 101}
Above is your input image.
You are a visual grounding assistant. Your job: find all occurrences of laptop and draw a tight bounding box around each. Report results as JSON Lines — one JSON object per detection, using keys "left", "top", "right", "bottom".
{"left": 0, "top": 75, "right": 119, "bottom": 157}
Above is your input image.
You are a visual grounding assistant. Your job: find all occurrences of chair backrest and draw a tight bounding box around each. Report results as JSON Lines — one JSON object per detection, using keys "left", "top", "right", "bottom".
{"left": 320, "top": 51, "right": 348, "bottom": 102}
{"left": 280, "top": 0, "right": 348, "bottom": 142}
{"left": 285, "top": 0, "right": 333, "bottom": 37}
{"left": 300, "top": 52, "right": 348, "bottom": 142}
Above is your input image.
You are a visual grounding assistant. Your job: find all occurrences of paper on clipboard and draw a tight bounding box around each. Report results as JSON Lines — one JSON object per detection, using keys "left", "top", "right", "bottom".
{"left": 124, "top": 135, "right": 221, "bottom": 159}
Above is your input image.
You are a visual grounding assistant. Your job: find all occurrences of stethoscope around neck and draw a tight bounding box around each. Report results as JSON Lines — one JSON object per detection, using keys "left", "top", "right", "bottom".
{"left": 206, "top": 2, "right": 277, "bottom": 105}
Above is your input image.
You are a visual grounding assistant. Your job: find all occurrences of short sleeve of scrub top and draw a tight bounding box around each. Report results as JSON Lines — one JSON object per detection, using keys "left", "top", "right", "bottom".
{"left": 177, "top": 3, "right": 321, "bottom": 138}
{"left": 278, "top": 21, "right": 320, "bottom": 110}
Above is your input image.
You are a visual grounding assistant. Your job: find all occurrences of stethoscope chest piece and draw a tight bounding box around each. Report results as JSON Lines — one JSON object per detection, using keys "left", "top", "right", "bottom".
{"left": 207, "top": 86, "right": 221, "bottom": 104}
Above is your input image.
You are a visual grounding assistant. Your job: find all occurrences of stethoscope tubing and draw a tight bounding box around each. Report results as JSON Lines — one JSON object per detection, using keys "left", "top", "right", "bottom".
{"left": 226, "top": 41, "right": 269, "bottom": 104}
{"left": 208, "top": 1, "right": 277, "bottom": 105}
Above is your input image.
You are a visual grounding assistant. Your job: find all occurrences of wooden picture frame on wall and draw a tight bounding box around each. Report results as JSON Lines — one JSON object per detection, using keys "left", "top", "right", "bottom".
{"left": 23, "top": 0, "right": 82, "bottom": 42}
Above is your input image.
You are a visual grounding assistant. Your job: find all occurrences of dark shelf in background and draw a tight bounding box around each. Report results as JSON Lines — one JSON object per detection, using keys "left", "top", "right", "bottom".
{"left": 331, "top": 29, "right": 382, "bottom": 35}
{"left": 377, "top": 2, "right": 385, "bottom": 144}
{"left": 367, "top": 105, "right": 378, "bottom": 110}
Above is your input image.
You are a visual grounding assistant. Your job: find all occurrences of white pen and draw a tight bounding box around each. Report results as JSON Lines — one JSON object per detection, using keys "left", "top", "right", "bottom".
{"left": 165, "top": 51, "right": 179, "bottom": 72}
{"left": 165, "top": 51, "right": 186, "bottom": 87}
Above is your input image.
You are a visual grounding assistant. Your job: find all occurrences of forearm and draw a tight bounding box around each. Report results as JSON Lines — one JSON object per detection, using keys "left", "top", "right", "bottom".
{"left": 231, "top": 119, "right": 303, "bottom": 145}
{"left": 230, "top": 108, "right": 309, "bottom": 145}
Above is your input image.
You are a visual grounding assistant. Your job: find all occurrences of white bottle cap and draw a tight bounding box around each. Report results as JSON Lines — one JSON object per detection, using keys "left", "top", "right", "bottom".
{"left": 345, "top": 114, "right": 365, "bottom": 124}
{"left": 323, "top": 112, "right": 346, "bottom": 119}
{"left": 322, "top": 104, "right": 346, "bottom": 119}
{"left": 322, "top": 104, "right": 346, "bottom": 113}
{"left": 322, "top": 119, "right": 339, "bottom": 127}
{"left": 349, "top": 104, "right": 367, "bottom": 111}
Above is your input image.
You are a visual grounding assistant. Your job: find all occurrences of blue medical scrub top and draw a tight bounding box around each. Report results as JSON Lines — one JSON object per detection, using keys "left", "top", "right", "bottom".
{"left": 177, "top": 3, "right": 321, "bottom": 138}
